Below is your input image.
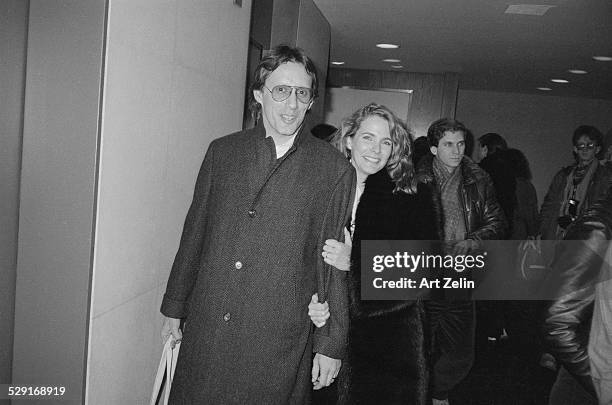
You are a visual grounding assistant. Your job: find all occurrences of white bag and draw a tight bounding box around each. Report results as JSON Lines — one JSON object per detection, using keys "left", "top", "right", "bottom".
{"left": 517, "top": 237, "right": 548, "bottom": 281}
{"left": 150, "top": 337, "right": 181, "bottom": 405}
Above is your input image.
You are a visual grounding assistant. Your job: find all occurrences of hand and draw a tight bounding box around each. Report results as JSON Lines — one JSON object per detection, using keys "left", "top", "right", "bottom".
{"left": 308, "top": 293, "right": 330, "bottom": 328}
{"left": 451, "top": 239, "right": 479, "bottom": 255}
{"left": 312, "top": 353, "right": 341, "bottom": 390}
{"left": 525, "top": 235, "right": 541, "bottom": 253}
{"left": 322, "top": 239, "right": 351, "bottom": 271}
{"left": 161, "top": 316, "right": 182, "bottom": 348}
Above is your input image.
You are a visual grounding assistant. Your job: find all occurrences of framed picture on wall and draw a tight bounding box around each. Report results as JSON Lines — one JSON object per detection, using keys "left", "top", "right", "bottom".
{"left": 324, "top": 86, "right": 413, "bottom": 134}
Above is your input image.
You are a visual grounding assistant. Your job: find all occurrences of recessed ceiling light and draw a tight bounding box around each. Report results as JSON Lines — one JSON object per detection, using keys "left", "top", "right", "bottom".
{"left": 537, "top": 87, "right": 552, "bottom": 91}
{"left": 376, "top": 43, "right": 399, "bottom": 49}
{"left": 593, "top": 56, "right": 612, "bottom": 62}
{"left": 550, "top": 79, "right": 569, "bottom": 83}
{"left": 568, "top": 69, "right": 587, "bottom": 74}
{"left": 391, "top": 65, "right": 403, "bottom": 69}
{"left": 382, "top": 59, "right": 401, "bottom": 63}
{"left": 331, "top": 61, "right": 345, "bottom": 65}
{"left": 505, "top": 4, "right": 555, "bottom": 16}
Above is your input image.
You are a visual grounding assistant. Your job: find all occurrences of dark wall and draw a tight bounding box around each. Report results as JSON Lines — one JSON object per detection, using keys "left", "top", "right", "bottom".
{"left": 0, "top": 0, "right": 29, "bottom": 392}
{"left": 250, "top": 0, "right": 272, "bottom": 48}
{"left": 247, "top": 0, "right": 331, "bottom": 130}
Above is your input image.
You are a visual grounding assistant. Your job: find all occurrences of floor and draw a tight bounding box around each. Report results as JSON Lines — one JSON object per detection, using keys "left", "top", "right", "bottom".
{"left": 451, "top": 338, "right": 557, "bottom": 405}
{"left": 312, "top": 336, "right": 558, "bottom": 405}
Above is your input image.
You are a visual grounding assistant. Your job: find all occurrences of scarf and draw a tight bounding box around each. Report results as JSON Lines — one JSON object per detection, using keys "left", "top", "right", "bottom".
{"left": 560, "top": 159, "right": 599, "bottom": 217}
{"left": 433, "top": 157, "right": 467, "bottom": 241}
{"left": 555, "top": 159, "right": 599, "bottom": 239}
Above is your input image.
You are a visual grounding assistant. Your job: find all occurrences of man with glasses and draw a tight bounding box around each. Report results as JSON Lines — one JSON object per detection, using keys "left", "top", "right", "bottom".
{"left": 540, "top": 125, "right": 612, "bottom": 242}
{"left": 159, "top": 45, "right": 355, "bottom": 404}
{"left": 539, "top": 125, "right": 612, "bottom": 403}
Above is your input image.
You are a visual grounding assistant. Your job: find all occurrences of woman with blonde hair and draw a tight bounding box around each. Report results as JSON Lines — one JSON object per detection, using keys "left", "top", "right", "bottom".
{"left": 311, "top": 103, "right": 438, "bottom": 404}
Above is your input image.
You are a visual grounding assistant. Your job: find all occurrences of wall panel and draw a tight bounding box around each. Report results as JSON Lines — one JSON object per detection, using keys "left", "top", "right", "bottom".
{"left": 12, "top": 1, "right": 106, "bottom": 403}
{"left": 328, "top": 68, "right": 459, "bottom": 138}
{"left": 86, "top": 0, "right": 253, "bottom": 402}
{"left": 296, "top": 0, "right": 330, "bottom": 130}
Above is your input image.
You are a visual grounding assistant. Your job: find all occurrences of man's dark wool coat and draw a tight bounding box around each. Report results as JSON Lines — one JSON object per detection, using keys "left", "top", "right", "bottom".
{"left": 161, "top": 123, "right": 356, "bottom": 404}
{"left": 337, "top": 169, "right": 439, "bottom": 405}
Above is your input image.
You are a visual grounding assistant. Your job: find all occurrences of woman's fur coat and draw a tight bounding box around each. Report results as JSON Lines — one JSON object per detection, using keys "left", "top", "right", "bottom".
{"left": 337, "top": 169, "right": 440, "bottom": 405}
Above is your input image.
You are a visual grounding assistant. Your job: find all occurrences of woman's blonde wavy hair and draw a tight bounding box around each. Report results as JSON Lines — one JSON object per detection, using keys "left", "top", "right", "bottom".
{"left": 331, "top": 103, "right": 415, "bottom": 194}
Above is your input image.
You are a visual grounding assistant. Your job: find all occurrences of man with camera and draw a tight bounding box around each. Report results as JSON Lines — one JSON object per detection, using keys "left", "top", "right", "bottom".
{"left": 539, "top": 125, "right": 612, "bottom": 244}
{"left": 537, "top": 125, "right": 612, "bottom": 377}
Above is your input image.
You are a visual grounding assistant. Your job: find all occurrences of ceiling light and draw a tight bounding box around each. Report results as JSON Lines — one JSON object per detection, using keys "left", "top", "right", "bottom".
{"left": 593, "top": 56, "right": 612, "bottom": 62}
{"left": 331, "top": 61, "right": 345, "bottom": 65}
{"left": 376, "top": 43, "right": 399, "bottom": 49}
{"left": 391, "top": 65, "right": 403, "bottom": 69}
{"left": 382, "top": 59, "right": 401, "bottom": 63}
{"left": 537, "top": 87, "right": 552, "bottom": 91}
{"left": 550, "top": 79, "right": 569, "bottom": 83}
{"left": 504, "top": 5, "right": 555, "bottom": 16}
{"left": 568, "top": 69, "right": 587, "bottom": 74}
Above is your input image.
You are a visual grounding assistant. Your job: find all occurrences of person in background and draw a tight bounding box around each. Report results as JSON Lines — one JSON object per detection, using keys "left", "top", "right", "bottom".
{"left": 476, "top": 132, "right": 507, "bottom": 163}
{"left": 538, "top": 125, "right": 612, "bottom": 377}
{"left": 601, "top": 129, "right": 612, "bottom": 168}
{"left": 539, "top": 125, "right": 611, "bottom": 245}
{"left": 159, "top": 45, "right": 355, "bottom": 404}
{"left": 412, "top": 136, "right": 431, "bottom": 168}
{"left": 543, "top": 186, "right": 612, "bottom": 405}
{"left": 311, "top": 123, "right": 338, "bottom": 142}
{"left": 474, "top": 133, "right": 515, "bottom": 348}
{"left": 309, "top": 103, "right": 438, "bottom": 404}
{"left": 477, "top": 133, "right": 515, "bottom": 236}
{"left": 506, "top": 148, "right": 539, "bottom": 240}
{"left": 500, "top": 148, "right": 547, "bottom": 398}
{"left": 417, "top": 119, "right": 507, "bottom": 405}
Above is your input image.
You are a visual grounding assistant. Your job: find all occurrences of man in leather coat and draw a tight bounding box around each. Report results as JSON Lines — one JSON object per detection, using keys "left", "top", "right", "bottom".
{"left": 543, "top": 186, "right": 612, "bottom": 405}
{"left": 417, "top": 118, "right": 507, "bottom": 405}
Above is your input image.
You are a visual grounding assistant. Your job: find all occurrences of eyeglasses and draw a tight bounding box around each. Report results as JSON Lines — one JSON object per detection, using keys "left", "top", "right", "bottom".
{"left": 575, "top": 143, "right": 596, "bottom": 151}
{"left": 263, "top": 85, "right": 313, "bottom": 104}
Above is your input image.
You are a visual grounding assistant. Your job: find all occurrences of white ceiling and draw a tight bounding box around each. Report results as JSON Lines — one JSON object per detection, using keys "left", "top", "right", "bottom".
{"left": 313, "top": 0, "right": 612, "bottom": 99}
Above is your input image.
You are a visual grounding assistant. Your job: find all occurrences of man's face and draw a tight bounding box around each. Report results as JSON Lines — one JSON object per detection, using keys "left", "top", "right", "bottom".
{"left": 573, "top": 135, "right": 600, "bottom": 165}
{"left": 253, "top": 62, "right": 313, "bottom": 140}
{"left": 431, "top": 130, "right": 465, "bottom": 171}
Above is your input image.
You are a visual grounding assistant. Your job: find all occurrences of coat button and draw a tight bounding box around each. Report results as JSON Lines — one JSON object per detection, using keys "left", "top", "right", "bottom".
{"left": 235, "top": 261, "right": 243, "bottom": 270}
{"left": 223, "top": 312, "right": 231, "bottom": 322}
{"left": 248, "top": 209, "right": 256, "bottom": 218}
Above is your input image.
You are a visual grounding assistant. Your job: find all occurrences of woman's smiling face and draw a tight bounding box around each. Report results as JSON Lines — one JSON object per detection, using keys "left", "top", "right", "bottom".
{"left": 346, "top": 115, "right": 393, "bottom": 182}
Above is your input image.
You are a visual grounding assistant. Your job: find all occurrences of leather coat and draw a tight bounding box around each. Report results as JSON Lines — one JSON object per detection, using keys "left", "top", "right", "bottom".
{"left": 542, "top": 186, "right": 612, "bottom": 395}
{"left": 539, "top": 163, "right": 612, "bottom": 241}
{"left": 416, "top": 154, "right": 507, "bottom": 241}
{"left": 416, "top": 154, "right": 507, "bottom": 398}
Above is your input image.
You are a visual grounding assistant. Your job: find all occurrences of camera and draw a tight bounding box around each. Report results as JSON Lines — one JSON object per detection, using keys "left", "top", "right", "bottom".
{"left": 567, "top": 198, "right": 579, "bottom": 218}
{"left": 557, "top": 198, "right": 580, "bottom": 229}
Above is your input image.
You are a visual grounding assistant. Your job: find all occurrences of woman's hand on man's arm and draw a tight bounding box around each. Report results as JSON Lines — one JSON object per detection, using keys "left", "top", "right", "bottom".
{"left": 322, "top": 239, "right": 351, "bottom": 271}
